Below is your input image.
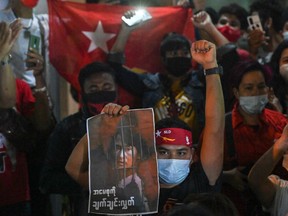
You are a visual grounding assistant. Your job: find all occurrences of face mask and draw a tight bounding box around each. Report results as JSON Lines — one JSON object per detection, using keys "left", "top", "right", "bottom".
{"left": 283, "top": 32, "right": 288, "bottom": 40}
{"left": 82, "top": 91, "right": 117, "bottom": 116}
{"left": 20, "top": 0, "right": 39, "bottom": 8}
{"left": 217, "top": 26, "right": 241, "bottom": 43}
{"left": 82, "top": 91, "right": 117, "bottom": 104}
{"left": 239, "top": 94, "right": 268, "bottom": 114}
{"left": 164, "top": 57, "right": 192, "bottom": 77}
{"left": 280, "top": 64, "right": 288, "bottom": 82}
{"left": 158, "top": 159, "right": 191, "bottom": 185}
{"left": 0, "top": 0, "right": 9, "bottom": 10}
{"left": 85, "top": 103, "right": 106, "bottom": 116}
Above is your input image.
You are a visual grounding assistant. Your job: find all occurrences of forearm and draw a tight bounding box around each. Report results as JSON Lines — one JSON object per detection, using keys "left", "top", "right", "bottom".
{"left": 0, "top": 63, "right": 16, "bottom": 108}
{"left": 110, "top": 27, "right": 132, "bottom": 53}
{"left": 66, "top": 134, "right": 89, "bottom": 189}
{"left": 31, "top": 75, "right": 54, "bottom": 132}
{"left": 203, "top": 23, "right": 229, "bottom": 47}
{"left": 248, "top": 145, "right": 283, "bottom": 208}
{"left": 248, "top": 144, "right": 284, "bottom": 187}
{"left": 201, "top": 73, "right": 225, "bottom": 184}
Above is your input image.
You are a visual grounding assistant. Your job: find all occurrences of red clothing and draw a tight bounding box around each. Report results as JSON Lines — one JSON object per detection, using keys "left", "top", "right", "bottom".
{"left": 0, "top": 134, "right": 30, "bottom": 206}
{"left": 16, "top": 79, "right": 35, "bottom": 116}
{"left": 223, "top": 103, "right": 288, "bottom": 216}
{"left": 0, "top": 79, "right": 34, "bottom": 206}
{"left": 225, "top": 105, "right": 288, "bottom": 167}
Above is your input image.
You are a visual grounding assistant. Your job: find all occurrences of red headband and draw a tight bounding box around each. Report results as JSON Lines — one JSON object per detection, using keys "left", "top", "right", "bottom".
{"left": 155, "top": 128, "right": 192, "bottom": 147}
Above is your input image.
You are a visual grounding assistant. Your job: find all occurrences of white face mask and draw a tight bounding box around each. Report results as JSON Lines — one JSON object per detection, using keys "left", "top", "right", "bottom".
{"left": 0, "top": 0, "right": 9, "bottom": 10}
{"left": 283, "top": 31, "right": 288, "bottom": 40}
{"left": 158, "top": 158, "right": 191, "bottom": 185}
{"left": 239, "top": 94, "right": 268, "bottom": 114}
{"left": 280, "top": 64, "right": 288, "bottom": 82}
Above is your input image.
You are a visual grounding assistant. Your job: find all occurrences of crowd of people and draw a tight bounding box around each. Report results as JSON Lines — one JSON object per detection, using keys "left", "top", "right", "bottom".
{"left": 1, "top": 0, "right": 288, "bottom": 216}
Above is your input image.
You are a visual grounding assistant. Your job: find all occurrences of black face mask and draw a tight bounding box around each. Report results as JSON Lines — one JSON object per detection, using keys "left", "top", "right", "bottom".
{"left": 164, "top": 57, "right": 192, "bottom": 77}
{"left": 82, "top": 91, "right": 117, "bottom": 104}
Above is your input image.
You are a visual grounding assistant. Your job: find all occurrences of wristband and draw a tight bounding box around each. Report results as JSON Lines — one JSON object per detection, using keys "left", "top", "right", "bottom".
{"left": 34, "top": 86, "right": 47, "bottom": 93}
{"left": 203, "top": 66, "right": 223, "bottom": 76}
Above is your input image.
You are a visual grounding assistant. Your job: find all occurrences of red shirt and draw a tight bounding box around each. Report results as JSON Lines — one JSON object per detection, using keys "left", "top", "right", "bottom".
{"left": 223, "top": 104, "right": 288, "bottom": 215}
{"left": 228, "top": 105, "right": 288, "bottom": 167}
{"left": 0, "top": 134, "right": 30, "bottom": 206}
{"left": 0, "top": 79, "right": 35, "bottom": 206}
{"left": 16, "top": 79, "right": 35, "bottom": 116}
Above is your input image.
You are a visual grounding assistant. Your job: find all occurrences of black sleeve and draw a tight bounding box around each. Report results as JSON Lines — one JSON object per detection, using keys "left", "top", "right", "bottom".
{"left": 108, "top": 53, "right": 148, "bottom": 97}
{"left": 39, "top": 118, "right": 83, "bottom": 194}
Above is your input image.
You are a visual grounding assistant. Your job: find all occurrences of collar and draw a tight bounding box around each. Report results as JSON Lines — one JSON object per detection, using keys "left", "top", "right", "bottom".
{"left": 232, "top": 102, "right": 269, "bottom": 129}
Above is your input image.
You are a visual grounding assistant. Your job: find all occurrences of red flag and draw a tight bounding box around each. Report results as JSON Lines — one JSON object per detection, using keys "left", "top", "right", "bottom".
{"left": 48, "top": 0, "right": 195, "bottom": 91}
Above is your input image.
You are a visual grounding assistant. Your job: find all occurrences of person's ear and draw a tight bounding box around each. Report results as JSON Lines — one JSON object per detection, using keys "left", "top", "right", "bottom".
{"left": 233, "top": 87, "right": 239, "bottom": 99}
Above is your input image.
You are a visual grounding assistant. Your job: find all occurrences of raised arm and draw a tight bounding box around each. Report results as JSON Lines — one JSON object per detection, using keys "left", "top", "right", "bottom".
{"left": 108, "top": 10, "right": 149, "bottom": 97}
{"left": 191, "top": 40, "right": 225, "bottom": 185}
{"left": 26, "top": 47, "right": 55, "bottom": 132}
{"left": 192, "top": 11, "right": 229, "bottom": 47}
{"left": 110, "top": 10, "right": 142, "bottom": 54}
{"left": 0, "top": 20, "right": 22, "bottom": 108}
{"left": 248, "top": 124, "right": 288, "bottom": 208}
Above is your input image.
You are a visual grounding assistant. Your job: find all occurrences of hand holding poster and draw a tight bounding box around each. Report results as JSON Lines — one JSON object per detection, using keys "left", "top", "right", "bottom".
{"left": 87, "top": 108, "right": 158, "bottom": 215}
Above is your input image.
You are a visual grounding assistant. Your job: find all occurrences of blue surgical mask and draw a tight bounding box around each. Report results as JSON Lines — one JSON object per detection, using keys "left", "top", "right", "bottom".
{"left": 158, "top": 159, "right": 191, "bottom": 185}
{"left": 239, "top": 94, "right": 268, "bottom": 114}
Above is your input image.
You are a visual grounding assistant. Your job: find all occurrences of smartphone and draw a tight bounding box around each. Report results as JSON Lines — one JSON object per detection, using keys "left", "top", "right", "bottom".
{"left": 121, "top": 9, "right": 152, "bottom": 27}
{"left": 247, "top": 14, "right": 263, "bottom": 31}
{"left": 26, "top": 34, "right": 40, "bottom": 67}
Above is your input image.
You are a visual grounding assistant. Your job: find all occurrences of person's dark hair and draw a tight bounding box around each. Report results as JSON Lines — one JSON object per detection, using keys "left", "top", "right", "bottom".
{"left": 249, "top": 0, "right": 284, "bottom": 32}
{"left": 109, "top": 112, "right": 152, "bottom": 162}
{"left": 205, "top": 7, "right": 219, "bottom": 25}
{"left": 270, "top": 39, "right": 288, "bottom": 114}
{"left": 160, "top": 32, "right": 191, "bottom": 59}
{"left": 155, "top": 117, "right": 191, "bottom": 131}
{"left": 181, "top": 192, "right": 239, "bottom": 216}
{"left": 78, "top": 61, "right": 116, "bottom": 91}
{"left": 219, "top": 3, "right": 249, "bottom": 30}
{"left": 230, "top": 59, "right": 270, "bottom": 89}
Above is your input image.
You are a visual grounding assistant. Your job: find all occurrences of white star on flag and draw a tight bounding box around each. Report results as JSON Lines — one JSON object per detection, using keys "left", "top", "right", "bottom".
{"left": 155, "top": 130, "right": 161, "bottom": 137}
{"left": 82, "top": 21, "right": 116, "bottom": 53}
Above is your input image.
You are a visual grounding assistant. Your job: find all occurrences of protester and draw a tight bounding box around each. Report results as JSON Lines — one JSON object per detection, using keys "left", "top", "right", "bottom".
{"left": 40, "top": 61, "right": 132, "bottom": 216}
{"left": 248, "top": 124, "right": 288, "bottom": 216}
{"left": 108, "top": 10, "right": 207, "bottom": 145}
{"left": 223, "top": 59, "right": 288, "bottom": 216}
{"left": 270, "top": 39, "right": 288, "bottom": 114}
{"left": 0, "top": 18, "right": 35, "bottom": 216}
{"left": 248, "top": 0, "right": 284, "bottom": 64}
{"left": 0, "top": 0, "right": 49, "bottom": 88}
{"left": 66, "top": 39, "right": 225, "bottom": 215}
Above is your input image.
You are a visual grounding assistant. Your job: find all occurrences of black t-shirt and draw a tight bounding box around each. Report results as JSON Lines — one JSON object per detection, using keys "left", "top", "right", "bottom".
{"left": 156, "top": 162, "right": 222, "bottom": 216}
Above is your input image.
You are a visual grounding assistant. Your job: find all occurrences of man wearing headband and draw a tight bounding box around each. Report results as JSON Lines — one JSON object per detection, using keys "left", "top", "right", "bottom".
{"left": 66, "top": 39, "right": 224, "bottom": 215}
